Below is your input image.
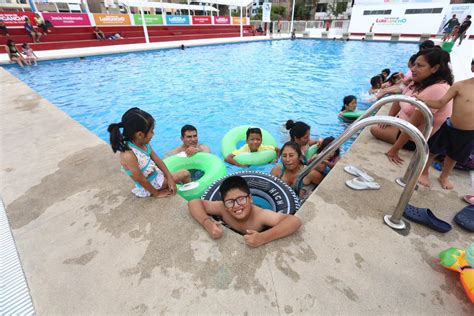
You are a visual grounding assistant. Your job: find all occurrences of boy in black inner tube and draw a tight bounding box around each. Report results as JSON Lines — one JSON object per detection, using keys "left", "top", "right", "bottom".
{"left": 188, "top": 176, "right": 301, "bottom": 248}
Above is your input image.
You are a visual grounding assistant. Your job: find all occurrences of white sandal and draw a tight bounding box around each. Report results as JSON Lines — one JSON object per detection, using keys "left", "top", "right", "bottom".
{"left": 345, "top": 177, "right": 380, "bottom": 190}
{"left": 344, "top": 165, "right": 374, "bottom": 182}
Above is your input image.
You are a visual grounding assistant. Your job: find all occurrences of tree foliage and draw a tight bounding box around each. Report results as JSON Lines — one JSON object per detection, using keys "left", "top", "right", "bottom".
{"left": 250, "top": 5, "right": 288, "bottom": 21}
{"left": 327, "top": 0, "right": 347, "bottom": 18}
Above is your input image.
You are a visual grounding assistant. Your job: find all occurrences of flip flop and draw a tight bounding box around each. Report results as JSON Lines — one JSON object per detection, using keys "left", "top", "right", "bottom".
{"left": 454, "top": 204, "right": 474, "bottom": 232}
{"left": 345, "top": 177, "right": 380, "bottom": 190}
{"left": 403, "top": 204, "right": 452, "bottom": 233}
{"left": 464, "top": 195, "right": 474, "bottom": 205}
{"left": 343, "top": 165, "right": 374, "bottom": 182}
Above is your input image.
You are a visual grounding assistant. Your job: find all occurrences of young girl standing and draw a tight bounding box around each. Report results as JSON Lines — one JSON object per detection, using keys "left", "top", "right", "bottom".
{"left": 108, "top": 108, "right": 190, "bottom": 198}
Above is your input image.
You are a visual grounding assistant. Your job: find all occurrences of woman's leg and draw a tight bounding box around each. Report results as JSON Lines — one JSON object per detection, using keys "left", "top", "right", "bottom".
{"left": 12, "top": 57, "right": 24, "bottom": 67}
{"left": 370, "top": 125, "right": 399, "bottom": 144}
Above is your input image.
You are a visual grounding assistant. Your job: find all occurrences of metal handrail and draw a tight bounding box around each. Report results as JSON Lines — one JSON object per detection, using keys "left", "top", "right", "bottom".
{"left": 352, "top": 95, "right": 433, "bottom": 187}
{"left": 295, "top": 116, "right": 429, "bottom": 230}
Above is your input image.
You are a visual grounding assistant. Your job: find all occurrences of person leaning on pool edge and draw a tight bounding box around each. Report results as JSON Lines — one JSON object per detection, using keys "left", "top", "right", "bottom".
{"left": 187, "top": 176, "right": 302, "bottom": 248}
{"left": 165, "top": 124, "right": 210, "bottom": 157}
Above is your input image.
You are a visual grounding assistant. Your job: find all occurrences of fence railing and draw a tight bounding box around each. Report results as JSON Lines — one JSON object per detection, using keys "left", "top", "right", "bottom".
{"left": 250, "top": 19, "right": 350, "bottom": 34}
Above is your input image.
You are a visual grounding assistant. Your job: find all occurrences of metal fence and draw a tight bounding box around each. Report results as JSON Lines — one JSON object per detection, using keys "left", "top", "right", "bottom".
{"left": 250, "top": 19, "right": 350, "bottom": 34}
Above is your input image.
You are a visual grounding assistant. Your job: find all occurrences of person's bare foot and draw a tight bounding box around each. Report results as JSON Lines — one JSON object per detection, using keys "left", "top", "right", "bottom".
{"left": 418, "top": 174, "right": 431, "bottom": 187}
{"left": 438, "top": 177, "right": 453, "bottom": 190}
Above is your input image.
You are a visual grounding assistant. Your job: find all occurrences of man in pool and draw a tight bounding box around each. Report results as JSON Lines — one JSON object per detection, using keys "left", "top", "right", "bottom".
{"left": 165, "top": 125, "right": 210, "bottom": 157}
{"left": 188, "top": 176, "right": 302, "bottom": 248}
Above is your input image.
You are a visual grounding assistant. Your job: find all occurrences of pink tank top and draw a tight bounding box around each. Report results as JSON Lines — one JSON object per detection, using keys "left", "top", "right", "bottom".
{"left": 398, "top": 82, "right": 452, "bottom": 137}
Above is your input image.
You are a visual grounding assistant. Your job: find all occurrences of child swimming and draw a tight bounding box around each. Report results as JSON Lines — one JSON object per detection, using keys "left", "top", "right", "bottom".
{"left": 225, "top": 127, "right": 278, "bottom": 167}
{"left": 108, "top": 107, "right": 191, "bottom": 197}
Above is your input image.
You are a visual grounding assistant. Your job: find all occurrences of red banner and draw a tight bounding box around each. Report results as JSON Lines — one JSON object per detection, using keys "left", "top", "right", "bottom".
{"left": 42, "top": 13, "right": 91, "bottom": 27}
{"left": 192, "top": 16, "right": 212, "bottom": 25}
{"left": 0, "top": 12, "right": 36, "bottom": 27}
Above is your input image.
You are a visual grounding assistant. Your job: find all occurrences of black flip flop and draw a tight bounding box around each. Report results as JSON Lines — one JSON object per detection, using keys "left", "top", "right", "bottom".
{"left": 454, "top": 205, "right": 474, "bottom": 232}
{"left": 403, "top": 204, "right": 452, "bottom": 233}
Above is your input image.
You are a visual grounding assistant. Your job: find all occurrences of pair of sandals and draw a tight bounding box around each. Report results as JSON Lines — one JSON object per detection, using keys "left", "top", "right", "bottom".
{"left": 344, "top": 165, "right": 380, "bottom": 190}
{"left": 404, "top": 204, "right": 474, "bottom": 233}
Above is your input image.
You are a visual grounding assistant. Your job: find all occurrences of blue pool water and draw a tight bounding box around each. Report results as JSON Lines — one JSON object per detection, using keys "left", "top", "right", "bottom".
{"left": 5, "top": 39, "right": 417, "bottom": 174}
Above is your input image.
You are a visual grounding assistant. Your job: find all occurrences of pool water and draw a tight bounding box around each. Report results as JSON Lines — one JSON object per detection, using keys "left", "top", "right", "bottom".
{"left": 5, "top": 39, "right": 417, "bottom": 174}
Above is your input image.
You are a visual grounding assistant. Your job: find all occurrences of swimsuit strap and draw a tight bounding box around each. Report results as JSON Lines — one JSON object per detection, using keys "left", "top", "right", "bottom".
{"left": 124, "top": 141, "right": 153, "bottom": 174}
{"left": 279, "top": 165, "right": 286, "bottom": 178}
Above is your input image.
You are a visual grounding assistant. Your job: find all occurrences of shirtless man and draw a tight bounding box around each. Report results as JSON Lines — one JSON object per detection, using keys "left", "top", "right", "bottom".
{"left": 165, "top": 125, "right": 210, "bottom": 157}
{"left": 188, "top": 176, "right": 302, "bottom": 248}
{"left": 417, "top": 62, "right": 474, "bottom": 189}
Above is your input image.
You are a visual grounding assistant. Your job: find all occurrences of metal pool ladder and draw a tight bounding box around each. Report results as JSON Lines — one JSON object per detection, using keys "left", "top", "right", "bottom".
{"left": 352, "top": 95, "right": 434, "bottom": 187}
{"left": 295, "top": 115, "right": 429, "bottom": 230}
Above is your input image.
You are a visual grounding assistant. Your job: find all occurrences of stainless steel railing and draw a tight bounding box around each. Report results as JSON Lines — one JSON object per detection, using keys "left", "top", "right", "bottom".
{"left": 295, "top": 116, "right": 429, "bottom": 230}
{"left": 352, "top": 95, "right": 433, "bottom": 187}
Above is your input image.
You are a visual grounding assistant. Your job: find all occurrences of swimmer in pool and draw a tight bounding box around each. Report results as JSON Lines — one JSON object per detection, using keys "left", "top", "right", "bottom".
{"left": 165, "top": 124, "right": 210, "bottom": 157}
{"left": 188, "top": 175, "right": 302, "bottom": 247}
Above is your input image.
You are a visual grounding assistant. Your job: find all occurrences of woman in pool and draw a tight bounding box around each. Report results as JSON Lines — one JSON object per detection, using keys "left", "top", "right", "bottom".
{"left": 339, "top": 95, "right": 357, "bottom": 115}
{"left": 271, "top": 142, "right": 323, "bottom": 200}
{"left": 285, "top": 120, "right": 321, "bottom": 163}
{"left": 370, "top": 47, "right": 453, "bottom": 164}
{"left": 108, "top": 107, "right": 191, "bottom": 198}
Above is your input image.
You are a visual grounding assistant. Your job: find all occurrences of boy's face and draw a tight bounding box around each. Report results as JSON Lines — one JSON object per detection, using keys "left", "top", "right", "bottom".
{"left": 247, "top": 133, "right": 262, "bottom": 152}
{"left": 223, "top": 188, "right": 252, "bottom": 221}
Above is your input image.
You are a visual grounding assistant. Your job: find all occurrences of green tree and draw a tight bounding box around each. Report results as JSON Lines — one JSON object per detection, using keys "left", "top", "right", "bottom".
{"left": 250, "top": 4, "right": 288, "bottom": 21}
{"left": 327, "top": 0, "right": 347, "bottom": 18}
{"left": 294, "top": 0, "right": 310, "bottom": 20}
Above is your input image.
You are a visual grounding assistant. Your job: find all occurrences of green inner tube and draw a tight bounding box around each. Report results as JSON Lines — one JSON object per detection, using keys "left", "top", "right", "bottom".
{"left": 164, "top": 152, "right": 227, "bottom": 201}
{"left": 221, "top": 125, "right": 278, "bottom": 166}
{"left": 304, "top": 144, "right": 318, "bottom": 161}
{"left": 341, "top": 110, "right": 364, "bottom": 119}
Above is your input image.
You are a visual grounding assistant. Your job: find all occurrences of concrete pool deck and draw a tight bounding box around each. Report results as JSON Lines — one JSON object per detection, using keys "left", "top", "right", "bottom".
{"left": 1, "top": 38, "right": 473, "bottom": 314}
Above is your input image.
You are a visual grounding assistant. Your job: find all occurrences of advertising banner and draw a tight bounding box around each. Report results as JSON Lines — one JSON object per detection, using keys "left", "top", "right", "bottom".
{"left": 213, "top": 16, "right": 230, "bottom": 25}
{"left": 93, "top": 13, "right": 131, "bottom": 26}
{"left": 437, "top": 4, "right": 474, "bottom": 34}
{"left": 348, "top": 4, "right": 447, "bottom": 35}
{"left": 192, "top": 16, "right": 212, "bottom": 25}
{"left": 165, "top": 15, "right": 190, "bottom": 25}
{"left": 0, "top": 12, "right": 36, "bottom": 26}
{"left": 133, "top": 14, "right": 163, "bottom": 25}
{"left": 42, "top": 13, "right": 91, "bottom": 27}
{"left": 232, "top": 17, "right": 248, "bottom": 25}
{"left": 262, "top": 2, "right": 272, "bottom": 23}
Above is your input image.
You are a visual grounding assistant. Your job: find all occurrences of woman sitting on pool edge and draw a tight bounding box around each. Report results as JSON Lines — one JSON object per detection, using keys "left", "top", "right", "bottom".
{"left": 225, "top": 127, "right": 279, "bottom": 167}
{"left": 271, "top": 142, "right": 323, "bottom": 200}
{"left": 285, "top": 120, "right": 322, "bottom": 163}
{"left": 370, "top": 47, "right": 453, "bottom": 164}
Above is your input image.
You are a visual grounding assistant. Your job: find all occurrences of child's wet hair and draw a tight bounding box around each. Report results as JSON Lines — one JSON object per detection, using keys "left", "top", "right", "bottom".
{"left": 107, "top": 107, "right": 155, "bottom": 153}
{"left": 219, "top": 176, "right": 250, "bottom": 200}
{"left": 317, "top": 136, "right": 340, "bottom": 156}
{"left": 285, "top": 120, "right": 310, "bottom": 141}
{"left": 370, "top": 76, "right": 382, "bottom": 89}
{"left": 341, "top": 95, "right": 356, "bottom": 111}
{"left": 246, "top": 127, "right": 262, "bottom": 139}
{"left": 381, "top": 68, "right": 390, "bottom": 77}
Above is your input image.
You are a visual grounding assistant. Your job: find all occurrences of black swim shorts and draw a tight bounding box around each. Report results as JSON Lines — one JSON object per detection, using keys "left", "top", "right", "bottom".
{"left": 428, "top": 119, "right": 474, "bottom": 164}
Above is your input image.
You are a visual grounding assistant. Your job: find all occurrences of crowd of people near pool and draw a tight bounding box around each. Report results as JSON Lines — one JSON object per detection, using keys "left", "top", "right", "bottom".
{"left": 106, "top": 37, "right": 473, "bottom": 246}
{"left": 1, "top": 16, "right": 125, "bottom": 68}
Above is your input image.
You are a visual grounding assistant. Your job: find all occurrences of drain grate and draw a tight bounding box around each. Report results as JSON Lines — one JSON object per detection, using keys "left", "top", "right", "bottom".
{"left": 0, "top": 198, "right": 35, "bottom": 315}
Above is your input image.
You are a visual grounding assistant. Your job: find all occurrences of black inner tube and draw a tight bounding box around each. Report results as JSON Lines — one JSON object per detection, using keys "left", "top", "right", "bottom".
{"left": 202, "top": 171, "right": 300, "bottom": 214}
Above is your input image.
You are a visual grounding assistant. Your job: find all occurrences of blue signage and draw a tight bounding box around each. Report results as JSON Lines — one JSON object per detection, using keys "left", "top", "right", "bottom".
{"left": 165, "top": 15, "right": 190, "bottom": 25}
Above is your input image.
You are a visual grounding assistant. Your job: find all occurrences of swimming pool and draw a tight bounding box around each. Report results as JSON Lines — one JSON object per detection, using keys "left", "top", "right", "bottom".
{"left": 4, "top": 39, "right": 417, "bottom": 174}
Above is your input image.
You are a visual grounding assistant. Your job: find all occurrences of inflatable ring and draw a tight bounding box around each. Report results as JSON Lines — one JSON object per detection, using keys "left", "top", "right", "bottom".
{"left": 221, "top": 126, "right": 278, "bottom": 166}
{"left": 439, "top": 244, "right": 474, "bottom": 303}
{"left": 341, "top": 111, "right": 364, "bottom": 120}
{"left": 164, "top": 152, "right": 227, "bottom": 201}
{"left": 202, "top": 171, "right": 300, "bottom": 214}
{"left": 304, "top": 144, "right": 318, "bottom": 161}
